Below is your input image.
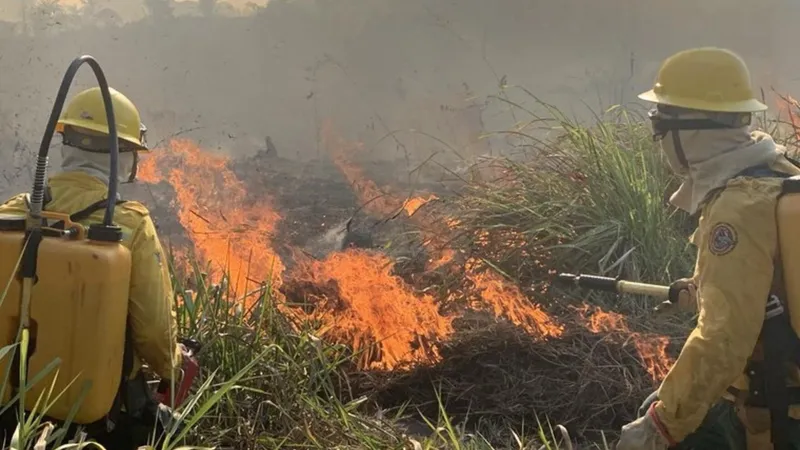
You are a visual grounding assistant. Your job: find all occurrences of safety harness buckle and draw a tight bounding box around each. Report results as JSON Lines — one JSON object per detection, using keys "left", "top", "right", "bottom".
{"left": 766, "top": 294, "right": 785, "bottom": 320}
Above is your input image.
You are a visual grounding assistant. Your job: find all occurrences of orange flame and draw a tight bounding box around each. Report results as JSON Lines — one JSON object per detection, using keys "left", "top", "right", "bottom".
{"left": 578, "top": 305, "right": 673, "bottom": 382}
{"left": 321, "top": 120, "right": 402, "bottom": 216}
{"left": 321, "top": 121, "right": 565, "bottom": 340}
{"left": 465, "top": 261, "right": 563, "bottom": 338}
{"left": 139, "top": 138, "right": 457, "bottom": 370}
{"left": 138, "top": 125, "right": 669, "bottom": 378}
{"left": 138, "top": 140, "right": 284, "bottom": 303}
{"left": 290, "top": 250, "right": 454, "bottom": 370}
{"left": 403, "top": 195, "right": 438, "bottom": 216}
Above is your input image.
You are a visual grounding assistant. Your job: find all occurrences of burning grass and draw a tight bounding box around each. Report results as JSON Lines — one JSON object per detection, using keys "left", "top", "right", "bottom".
{"left": 349, "top": 306, "right": 669, "bottom": 443}
{"left": 164, "top": 257, "right": 598, "bottom": 450}
{"left": 126, "top": 98, "right": 691, "bottom": 448}
{"left": 21, "top": 93, "right": 800, "bottom": 449}
{"left": 446, "top": 98, "right": 697, "bottom": 315}
{"left": 164, "top": 257, "right": 676, "bottom": 449}
{"left": 283, "top": 249, "right": 455, "bottom": 371}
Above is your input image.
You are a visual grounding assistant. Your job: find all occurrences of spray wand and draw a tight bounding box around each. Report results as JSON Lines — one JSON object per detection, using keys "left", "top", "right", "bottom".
{"left": 554, "top": 272, "right": 697, "bottom": 313}
{"left": 555, "top": 273, "right": 670, "bottom": 298}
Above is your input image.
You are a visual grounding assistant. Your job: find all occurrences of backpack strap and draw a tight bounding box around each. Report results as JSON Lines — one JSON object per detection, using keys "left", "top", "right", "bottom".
{"left": 733, "top": 163, "right": 793, "bottom": 180}
{"left": 729, "top": 152, "right": 800, "bottom": 180}
{"left": 20, "top": 186, "right": 125, "bottom": 230}
{"left": 784, "top": 154, "right": 800, "bottom": 169}
{"left": 48, "top": 198, "right": 128, "bottom": 230}
{"left": 696, "top": 158, "right": 798, "bottom": 213}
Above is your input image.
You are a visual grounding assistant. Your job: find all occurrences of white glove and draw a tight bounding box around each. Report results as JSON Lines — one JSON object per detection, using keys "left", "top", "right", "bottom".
{"left": 616, "top": 404, "right": 672, "bottom": 450}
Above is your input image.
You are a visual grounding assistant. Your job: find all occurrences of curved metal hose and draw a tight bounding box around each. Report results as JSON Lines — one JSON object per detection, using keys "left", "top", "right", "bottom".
{"left": 29, "top": 55, "right": 120, "bottom": 227}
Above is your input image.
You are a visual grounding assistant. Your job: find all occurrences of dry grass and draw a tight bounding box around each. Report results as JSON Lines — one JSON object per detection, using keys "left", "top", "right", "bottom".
{"left": 347, "top": 306, "right": 670, "bottom": 446}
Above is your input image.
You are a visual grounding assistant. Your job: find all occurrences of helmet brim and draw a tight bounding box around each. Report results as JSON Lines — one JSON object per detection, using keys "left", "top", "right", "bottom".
{"left": 56, "top": 119, "right": 149, "bottom": 151}
{"left": 638, "top": 89, "right": 768, "bottom": 113}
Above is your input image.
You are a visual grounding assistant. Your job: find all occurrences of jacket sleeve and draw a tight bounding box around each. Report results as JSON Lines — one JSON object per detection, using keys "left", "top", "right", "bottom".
{"left": 654, "top": 181, "right": 778, "bottom": 442}
{"left": 128, "top": 214, "right": 183, "bottom": 380}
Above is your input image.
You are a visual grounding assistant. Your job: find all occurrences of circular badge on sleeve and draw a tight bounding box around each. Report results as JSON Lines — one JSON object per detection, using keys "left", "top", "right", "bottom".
{"left": 709, "top": 222, "right": 737, "bottom": 256}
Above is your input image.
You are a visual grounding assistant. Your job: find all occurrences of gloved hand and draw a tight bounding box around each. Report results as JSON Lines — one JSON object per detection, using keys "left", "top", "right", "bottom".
{"left": 155, "top": 402, "right": 185, "bottom": 436}
{"left": 616, "top": 403, "right": 672, "bottom": 450}
{"left": 654, "top": 277, "right": 697, "bottom": 315}
{"left": 131, "top": 400, "right": 186, "bottom": 446}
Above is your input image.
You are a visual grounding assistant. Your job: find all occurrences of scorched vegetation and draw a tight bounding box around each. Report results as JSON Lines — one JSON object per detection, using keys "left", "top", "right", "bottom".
{"left": 3, "top": 90, "right": 800, "bottom": 450}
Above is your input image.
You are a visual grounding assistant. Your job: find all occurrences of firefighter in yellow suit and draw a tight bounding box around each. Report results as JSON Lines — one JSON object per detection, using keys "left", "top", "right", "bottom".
{"left": 615, "top": 47, "right": 800, "bottom": 450}
{"left": 0, "top": 87, "right": 183, "bottom": 448}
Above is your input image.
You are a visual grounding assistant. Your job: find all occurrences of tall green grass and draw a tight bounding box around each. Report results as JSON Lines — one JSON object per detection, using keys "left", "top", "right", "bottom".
{"left": 4, "top": 89, "right": 755, "bottom": 449}
{"left": 9, "top": 88, "right": 780, "bottom": 445}
{"left": 451, "top": 93, "right": 697, "bottom": 313}
{"left": 162, "top": 253, "right": 589, "bottom": 449}
{"left": 0, "top": 244, "right": 583, "bottom": 449}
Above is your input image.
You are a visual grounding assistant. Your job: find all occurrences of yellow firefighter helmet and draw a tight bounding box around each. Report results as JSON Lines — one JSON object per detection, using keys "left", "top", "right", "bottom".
{"left": 56, "top": 87, "right": 149, "bottom": 151}
{"left": 638, "top": 47, "right": 768, "bottom": 113}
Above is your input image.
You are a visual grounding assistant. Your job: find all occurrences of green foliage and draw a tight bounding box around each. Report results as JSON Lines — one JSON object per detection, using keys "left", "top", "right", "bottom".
{"left": 451, "top": 92, "right": 696, "bottom": 312}
{"left": 7, "top": 87, "right": 764, "bottom": 450}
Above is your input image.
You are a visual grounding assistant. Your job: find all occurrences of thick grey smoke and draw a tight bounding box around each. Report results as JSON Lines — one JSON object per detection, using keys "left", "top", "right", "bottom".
{"left": 0, "top": 0, "right": 796, "bottom": 198}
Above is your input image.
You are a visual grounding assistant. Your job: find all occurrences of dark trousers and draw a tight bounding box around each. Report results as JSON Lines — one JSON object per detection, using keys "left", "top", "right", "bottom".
{"left": 90, "top": 404, "right": 172, "bottom": 450}
{"left": 0, "top": 409, "right": 167, "bottom": 450}
{"left": 638, "top": 390, "right": 800, "bottom": 449}
{"left": 0, "top": 374, "right": 180, "bottom": 450}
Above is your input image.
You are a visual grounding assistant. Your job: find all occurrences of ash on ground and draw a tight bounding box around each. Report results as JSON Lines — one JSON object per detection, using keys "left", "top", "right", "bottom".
{"left": 230, "top": 148, "right": 441, "bottom": 265}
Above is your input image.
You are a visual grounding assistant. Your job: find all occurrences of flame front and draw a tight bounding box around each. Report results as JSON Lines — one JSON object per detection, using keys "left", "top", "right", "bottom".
{"left": 579, "top": 305, "right": 673, "bottom": 382}
{"left": 138, "top": 128, "right": 671, "bottom": 377}
{"left": 321, "top": 121, "right": 566, "bottom": 341}
{"left": 139, "top": 137, "right": 457, "bottom": 370}
{"left": 465, "top": 261, "right": 563, "bottom": 338}
{"left": 289, "top": 250, "right": 454, "bottom": 370}
{"left": 138, "top": 139, "right": 284, "bottom": 304}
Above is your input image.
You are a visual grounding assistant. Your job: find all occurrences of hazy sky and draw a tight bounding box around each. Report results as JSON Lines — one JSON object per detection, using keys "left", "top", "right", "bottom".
{"left": 0, "top": 0, "right": 270, "bottom": 21}
{"left": 1, "top": 0, "right": 796, "bottom": 198}
{"left": 54, "top": 0, "right": 269, "bottom": 6}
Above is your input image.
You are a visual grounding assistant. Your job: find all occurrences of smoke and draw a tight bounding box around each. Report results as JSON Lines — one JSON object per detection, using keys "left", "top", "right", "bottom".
{"left": 303, "top": 218, "right": 370, "bottom": 260}
{"left": 0, "top": 0, "right": 797, "bottom": 199}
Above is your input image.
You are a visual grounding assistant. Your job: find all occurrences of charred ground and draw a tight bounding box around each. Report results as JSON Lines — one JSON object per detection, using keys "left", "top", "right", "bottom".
{"left": 130, "top": 129, "right": 690, "bottom": 445}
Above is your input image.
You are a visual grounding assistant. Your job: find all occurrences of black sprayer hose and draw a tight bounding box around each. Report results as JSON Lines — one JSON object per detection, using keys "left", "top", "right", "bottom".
{"left": 29, "top": 55, "right": 119, "bottom": 227}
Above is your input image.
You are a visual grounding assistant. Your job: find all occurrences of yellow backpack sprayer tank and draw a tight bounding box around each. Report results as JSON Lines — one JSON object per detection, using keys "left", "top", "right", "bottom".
{"left": 0, "top": 55, "right": 132, "bottom": 425}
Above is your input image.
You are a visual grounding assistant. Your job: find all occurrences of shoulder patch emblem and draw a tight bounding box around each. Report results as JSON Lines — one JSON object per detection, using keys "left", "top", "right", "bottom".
{"left": 709, "top": 222, "right": 738, "bottom": 256}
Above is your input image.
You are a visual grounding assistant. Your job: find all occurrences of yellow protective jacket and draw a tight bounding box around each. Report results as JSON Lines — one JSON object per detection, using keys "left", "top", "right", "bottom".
{"left": 654, "top": 155, "right": 800, "bottom": 442}
{"left": 0, "top": 171, "right": 182, "bottom": 381}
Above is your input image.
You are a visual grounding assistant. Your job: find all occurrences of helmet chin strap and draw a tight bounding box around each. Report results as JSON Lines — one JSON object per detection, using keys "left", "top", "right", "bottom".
{"left": 124, "top": 151, "right": 139, "bottom": 184}
{"left": 669, "top": 129, "right": 690, "bottom": 170}
{"left": 124, "top": 122, "right": 147, "bottom": 184}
